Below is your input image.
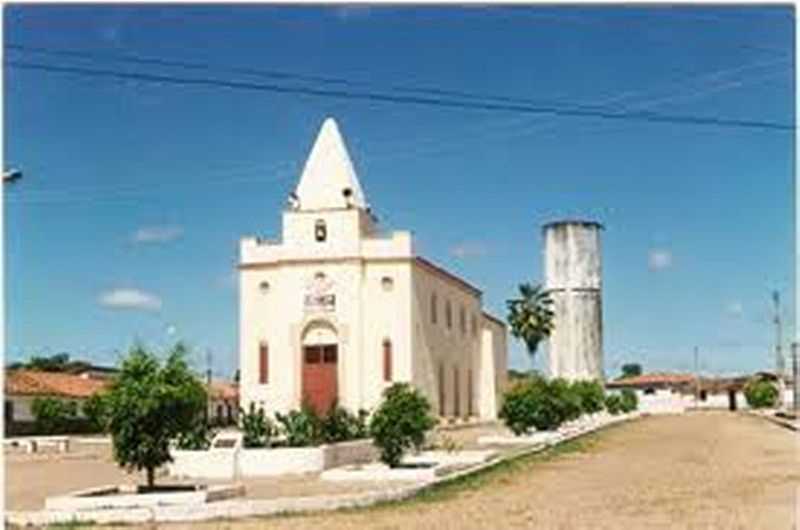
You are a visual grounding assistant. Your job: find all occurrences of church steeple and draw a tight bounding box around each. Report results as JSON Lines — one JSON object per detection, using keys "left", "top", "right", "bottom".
{"left": 294, "top": 118, "right": 367, "bottom": 211}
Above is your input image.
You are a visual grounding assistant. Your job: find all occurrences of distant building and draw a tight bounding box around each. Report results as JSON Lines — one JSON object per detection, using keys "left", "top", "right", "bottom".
{"left": 238, "top": 118, "right": 507, "bottom": 419}
{"left": 208, "top": 379, "right": 239, "bottom": 426}
{"left": 4, "top": 370, "right": 109, "bottom": 429}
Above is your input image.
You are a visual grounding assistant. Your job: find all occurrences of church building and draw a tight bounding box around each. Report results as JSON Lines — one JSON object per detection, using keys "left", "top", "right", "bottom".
{"left": 239, "top": 118, "right": 507, "bottom": 419}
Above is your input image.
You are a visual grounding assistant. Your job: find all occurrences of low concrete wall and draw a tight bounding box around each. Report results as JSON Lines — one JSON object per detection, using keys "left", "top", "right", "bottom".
{"left": 169, "top": 450, "right": 237, "bottom": 480}
{"left": 238, "top": 447, "right": 325, "bottom": 477}
{"left": 169, "top": 439, "right": 376, "bottom": 480}
{"left": 322, "top": 439, "right": 376, "bottom": 469}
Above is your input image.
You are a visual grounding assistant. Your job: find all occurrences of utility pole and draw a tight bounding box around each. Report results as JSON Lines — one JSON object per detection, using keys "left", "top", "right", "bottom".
{"left": 773, "top": 291, "right": 784, "bottom": 376}
{"left": 205, "top": 348, "right": 213, "bottom": 424}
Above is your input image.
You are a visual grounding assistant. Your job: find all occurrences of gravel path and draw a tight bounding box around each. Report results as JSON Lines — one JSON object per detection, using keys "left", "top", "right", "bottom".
{"left": 157, "top": 412, "right": 799, "bottom": 530}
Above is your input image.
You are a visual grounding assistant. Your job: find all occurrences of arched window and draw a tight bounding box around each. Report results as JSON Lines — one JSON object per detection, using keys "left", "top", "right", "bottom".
{"left": 259, "top": 342, "right": 269, "bottom": 384}
{"left": 314, "top": 219, "right": 327, "bottom": 242}
{"left": 471, "top": 314, "right": 478, "bottom": 337}
{"left": 453, "top": 366, "right": 460, "bottom": 417}
{"left": 382, "top": 339, "right": 392, "bottom": 382}
{"left": 445, "top": 300, "right": 453, "bottom": 329}
{"left": 431, "top": 293, "right": 438, "bottom": 324}
{"left": 467, "top": 369, "right": 474, "bottom": 417}
{"left": 459, "top": 306, "right": 466, "bottom": 335}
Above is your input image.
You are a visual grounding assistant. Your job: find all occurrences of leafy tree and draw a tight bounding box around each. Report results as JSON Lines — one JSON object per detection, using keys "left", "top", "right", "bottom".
{"left": 369, "top": 383, "right": 436, "bottom": 467}
{"left": 743, "top": 379, "right": 779, "bottom": 409}
{"left": 175, "top": 418, "right": 215, "bottom": 450}
{"left": 105, "top": 343, "right": 207, "bottom": 488}
{"left": 10, "top": 352, "right": 93, "bottom": 374}
{"left": 620, "top": 363, "right": 643, "bottom": 378}
{"left": 240, "top": 403, "right": 275, "bottom": 448}
{"left": 82, "top": 393, "right": 109, "bottom": 432}
{"left": 506, "top": 283, "right": 555, "bottom": 363}
{"left": 31, "top": 397, "right": 78, "bottom": 434}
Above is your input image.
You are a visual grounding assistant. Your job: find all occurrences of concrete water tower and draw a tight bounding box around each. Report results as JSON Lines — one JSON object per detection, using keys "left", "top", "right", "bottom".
{"left": 543, "top": 220, "right": 604, "bottom": 381}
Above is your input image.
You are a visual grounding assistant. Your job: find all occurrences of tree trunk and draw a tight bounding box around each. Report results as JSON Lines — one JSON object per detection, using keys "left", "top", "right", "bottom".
{"left": 146, "top": 466, "right": 155, "bottom": 489}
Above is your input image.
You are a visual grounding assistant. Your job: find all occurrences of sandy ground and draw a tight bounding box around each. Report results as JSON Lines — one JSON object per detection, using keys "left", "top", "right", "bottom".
{"left": 152, "top": 412, "right": 799, "bottom": 530}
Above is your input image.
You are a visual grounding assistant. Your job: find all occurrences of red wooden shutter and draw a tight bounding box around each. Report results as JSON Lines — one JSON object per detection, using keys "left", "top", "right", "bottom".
{"left": 259, "top": 342, "right": 269, "bottom": 384}
{"left": 383, "top": 340, "right": 392, "bottom": 382}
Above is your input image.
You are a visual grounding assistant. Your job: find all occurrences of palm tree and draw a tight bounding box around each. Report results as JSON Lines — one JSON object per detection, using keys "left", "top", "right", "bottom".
{"left": 506, "top": 283, "right": 555, "bottom": 363}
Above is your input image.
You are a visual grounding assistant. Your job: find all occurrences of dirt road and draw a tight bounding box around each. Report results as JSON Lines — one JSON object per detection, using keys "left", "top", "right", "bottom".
{"left": 161, "top": 412, "right": 799, "bottom": 530}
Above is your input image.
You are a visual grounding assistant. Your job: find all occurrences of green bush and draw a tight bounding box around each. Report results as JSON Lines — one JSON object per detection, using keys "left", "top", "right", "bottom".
{"left": 550, "top": 378, "right": 582, "bottom": 422}
{"left": 320, "top": 405, "right": 369, "bottom": 443}
{"left": 605, "top": 394, "right": 624, "bottom": 415}
{"left": 619, "top": 388, "right": 638, "bottom": 413}
{"left": 175, "top": 419, "right": 215, "bottom": 450}
{"left": 82, "top": 393, "right": 109, "bottom": 432}
{"left": 499, "top": 376, "right": 566, "bottom": 434}
{"left": 571, "top": 380, "right": 606, "bottom": 415}
{"left": 240, "top": 403, "right": 275, "bottom": 448}
{"left": 31, "top": 397, "right": 78, "bottom": 434}
{"left": 275, "top": 403, "right": 323, "bottom": 447}
{"left": 744, "top": 379, "right": 779, "bottom": 409}
{"left": 369, "top": 383, "right": 436, "bottom": 467}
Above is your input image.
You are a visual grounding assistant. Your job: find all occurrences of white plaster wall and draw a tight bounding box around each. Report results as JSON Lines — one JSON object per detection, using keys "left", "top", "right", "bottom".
{"left": 410, "top": 263, "right": 483, "bottom": 418}
{"left": 480, "top": 315, "right": 507, "bottom": 419}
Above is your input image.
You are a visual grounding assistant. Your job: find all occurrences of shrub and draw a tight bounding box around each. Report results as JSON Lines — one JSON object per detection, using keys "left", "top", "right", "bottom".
{"left": 105, "top": 343, "right": 207, "bottom": 487}
{"left": 240, "top": 404, "right": 275, "bottom": 448}
{"left": 31, "top": 397, "right": 78, "bottom": 434}
{"left": 620, "top": 388, "right": 638, "bottom": 413}
{"left": 550, "top": 378, "right": 582, "bottom": 422}
{"left": 175, "top": 419, "right": 215, "bottom": 450}
{"left": 82, "top": 393, "right": 109, "bottom": 432}
{"left": 571, "top": 380, "right": 606, "bottom": 415}
{"left": 275, "top": 403, "right": 323, "bottom": 447}
{"left": 744, "top": 379, "right": 779, "bottom": 409}
{"left": 499, "top": 376, "right": 579, "bottom": 435}
{"left": 369, "top": 383, "right": 436, "bottom": 467}
{"left": 320, "top": 405, "right": 369, "bottom": 443}
{"left": 605, "top": 394, "right": 624, "bottom": 415}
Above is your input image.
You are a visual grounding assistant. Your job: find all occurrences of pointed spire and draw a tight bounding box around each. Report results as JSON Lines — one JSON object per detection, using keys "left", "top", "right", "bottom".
{"left": 294, "top": 118, "right": 367, "bottom": 211}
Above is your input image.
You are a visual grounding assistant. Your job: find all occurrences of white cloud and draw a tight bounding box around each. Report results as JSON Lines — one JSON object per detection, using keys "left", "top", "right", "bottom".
{"left": 450, "top": 241, "right": 488, "bottom": 259}
{"left": 165, "top": 324, "right": 177, "bottom": 336}
{"left": 725, "top": 301, "right": 744, "bottom": 318}
{"left": 648, "top": 249, "right": 673, "bottom": 271}
{"left": 98, "top": 288, "right": 162, "bottom": 312}
{"left": 132, "top": 225, "right": 184, "bottom": 244}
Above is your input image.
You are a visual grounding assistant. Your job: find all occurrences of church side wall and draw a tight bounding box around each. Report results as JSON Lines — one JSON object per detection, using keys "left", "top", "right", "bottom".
{"left": 480, "top": 315, "right": 507, "bottom": 419}
{"left": 410, "top": 263, "right": 483, "bottom": 419}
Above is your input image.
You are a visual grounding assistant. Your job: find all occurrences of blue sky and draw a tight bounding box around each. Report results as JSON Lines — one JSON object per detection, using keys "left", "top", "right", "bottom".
{"left": 4, "top": 5, "right": 794, "bottom": 378}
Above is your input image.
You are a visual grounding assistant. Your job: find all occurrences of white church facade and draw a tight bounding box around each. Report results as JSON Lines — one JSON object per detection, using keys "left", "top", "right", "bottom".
{"left": 239, "top": 118, "right": 507, "bottom": 419}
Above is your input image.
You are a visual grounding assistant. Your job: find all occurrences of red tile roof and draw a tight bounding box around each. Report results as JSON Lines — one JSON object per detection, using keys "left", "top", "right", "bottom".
{"left": 209, "top": 380, "right": 239, "bottom": 401}
{"left": 606, "top": 372, "right": 696, "bottom": 388}
{"left": 6, "top": 370, "right": 109, "bottom": 398}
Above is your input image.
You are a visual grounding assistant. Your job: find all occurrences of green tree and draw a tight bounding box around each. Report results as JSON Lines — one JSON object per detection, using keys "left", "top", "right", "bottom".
{"left": 369, "top": 383, "right": 436, "bottom": 467}
{"left": 240, "top": 403, "right": 275, "bottom": 448}
{"left": 743, "top": 379, "right": 779, "bottom": 409}
{"left": 31, "top": 397, "right": 78, "bottom": 434}
{"left": 620, "top": 363, "right": 643, "bottom": 378}
{"left": 571, "top": 380, "right": 606, "bottom": 414}
{"left": 506, "top": 283, "right": 555, "bottom": 363}
{"left": 105, "top": 343, "right": 207, "bottom": 488}
{"left": 82, "top": 393, "right": 109, "bottom": 432}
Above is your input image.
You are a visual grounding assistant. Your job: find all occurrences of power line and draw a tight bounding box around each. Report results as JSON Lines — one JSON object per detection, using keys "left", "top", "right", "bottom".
{"left": 7, "top": 59, "right": 793, "bottom": 132}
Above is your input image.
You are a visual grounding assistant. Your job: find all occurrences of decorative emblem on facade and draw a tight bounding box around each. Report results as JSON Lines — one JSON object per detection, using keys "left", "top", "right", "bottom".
{"left": 304, "top": 273, "right": 336, "bottom": 312}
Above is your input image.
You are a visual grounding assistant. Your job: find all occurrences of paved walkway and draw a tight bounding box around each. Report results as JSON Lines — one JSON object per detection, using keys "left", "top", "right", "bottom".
{"left": 152, "top": 412, "right": 799, "bottom": 530}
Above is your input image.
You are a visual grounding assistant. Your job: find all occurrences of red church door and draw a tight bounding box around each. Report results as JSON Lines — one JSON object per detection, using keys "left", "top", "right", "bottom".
{"left": 302, "top": 344, "right": 338, "bottom": 415}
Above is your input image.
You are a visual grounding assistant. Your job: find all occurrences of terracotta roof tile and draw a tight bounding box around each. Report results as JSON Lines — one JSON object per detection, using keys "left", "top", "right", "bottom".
{"left": 607, "top": 372, "right": 696, "bottom": 388}
{"left": 6, "top": 370, "right": 109, "bottom": 398}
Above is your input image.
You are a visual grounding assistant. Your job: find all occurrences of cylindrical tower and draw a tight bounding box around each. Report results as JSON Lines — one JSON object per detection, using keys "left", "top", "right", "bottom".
{"left": 542, "top": 220, "right": 604, "bottom": 381}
